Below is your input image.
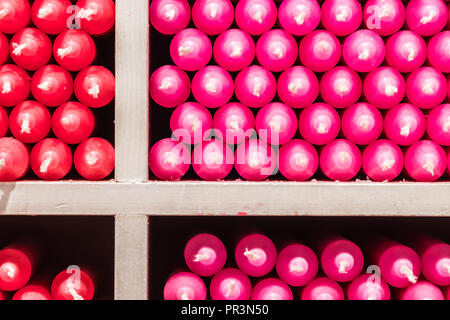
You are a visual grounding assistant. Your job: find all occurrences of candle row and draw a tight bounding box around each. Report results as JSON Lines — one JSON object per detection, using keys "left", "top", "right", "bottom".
{"left": 164, "top": 233, "right": 450, "bottom": 300}
{"left": 0, "top": 240, "right": 96, "bottom": 300}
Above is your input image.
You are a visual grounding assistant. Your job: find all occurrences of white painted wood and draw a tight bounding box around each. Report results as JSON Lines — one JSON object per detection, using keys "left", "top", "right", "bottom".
{"left": 115, "top": 215, "right": 149, "bottom": 300}
{"left": 115, "top": 0, "right": 150, "bottom": 182}
{"left": 0, "top": 181, "right": 449, "bottom": 216}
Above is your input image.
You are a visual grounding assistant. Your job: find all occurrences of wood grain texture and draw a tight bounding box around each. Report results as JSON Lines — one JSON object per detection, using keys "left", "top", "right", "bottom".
{"left": 0, "top": 181, "right": 449, "bottom": 216}
{"left": 115, "top": 0, "right": 149, "bottom": 182}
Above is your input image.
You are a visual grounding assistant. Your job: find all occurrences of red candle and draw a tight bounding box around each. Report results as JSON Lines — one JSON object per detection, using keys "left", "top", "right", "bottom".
{"left": 170, "top": 102, "right": 213, "bottom": 145}
{"left": 191, "top": 66, "right": 234, "bottom": 109}
{"left": 213, "top": 102, "right": 255, "bottom": 145}
{"left": 192, "top": 139, "right": 233, "bottom": 181}
{"left": 277, "top": 66, "right": 319, "bottom": 109}
{"left": 30, "top": 138, "right": 73, "bottom": 180}
{"left": 369, "top": 238, "right": 421, "bottom": 288}
{"left": 0, "top": 0, "right": 31, "bottom": 34}
{"left": 75, "top": 0, "right": 116, "bottom": 36}
{"left": 0, "top": 106, "right": 7, "bottom": 138}
{"left": 163, "top": 272, "right": 207, "bottom": 300}
{"left": 406, "top": 67, "right": 447, "bottom": 110}
{"left": 405, "top": 140, "right": 447, "bottom": 182}
{"left": 234, "top": 139, "right": 276, "bottom": 181}
{"left": 427, "top": 104, "right": 450, "bottom": 146}
{"left": 149, "top": 65, "right": 190, "bottom": 109}
{"left": 341, "top": 102, "right": 383, "bottom": 146}
{"left": 347, "top": 273, "right": 391, "bottom": 300}
{"left": 53, "top": 29, "right": 96, "bottom": 72}
{"left": 148, "top": 138, "right": 190, "bottom": 181}
{"left": 276, "top": 243, "right": 319, "bottom": 287}
{"left": 9, "top": 100, "right": 51, "bottom": 144}
{"left": 299, "top": 103, "right": 341, "bottom": 146}
{"left": 362, "top": 139, "right": 404, "bottom": 182}
{"left": 31, "top": 65, "right": 74, "bottom": 107}
{"left": 192, "top": 0, "right": 234, "bottom": 36}
{"left": 184, "top": 233, "right": 227, "bottom": 277}
{"left": 31, "top": 0, "right": 71, "bottom": 35}
{"left": 255, "top": 102, "right": 298, "bottom": 145}
{"left": 210, "top": 268, "right": 252, "bottom": 300}
{"left": 9, "top": 27, "right": 52, "bottom": 71}
{"left": 399, "top": 281, "right": 445, "bottom": 300}
{"left": 13, "top": 285, "right": 51, "bottom": 300}
{"left": 256, "top": 29, "right": 298, "bottom": 72}
{"left": 213, "top": 29, "right": 256, "bottom": 72}
{"left": 411, "top": 237, "right": 450, "bottom": 286}
{"left": 384, "top": 103, "right": 426, "bottom": 146}
{"left": 0, "top": 242, "right": 39, "bottom": 292}
{"left": 235, "top": 234, "right": 277, "bottom": 277}
{"left": 278, "top": 139, "right": 319, "bottom": 181}
{"left": 318, "top": 236, "right": 364, "bottom": 283}
{"left": 301, "top": 277, "right": 345, "bottom": 300}
{"left": 252, "top": 278, "right": 293, "bottom": 300}
{"left": 0, "top": 137, "right": 29, "bottom": 181}
{"left": 52, "top": 102, "right": 95, "bottom": 145}
{"left": 51, "top": 267, "right": 95, "bottom": 300}
{"left": 74, "top": 138, "right": 115, "bottom": 180}
{"left": 320, "top": 66, "right": 362, "bottom": 109}
{"left": 299, "top": 30, "right": 341, "bottom": 73}
{"left": 74, "top": 66, "right": 115, "bottom": 108}
{"left": 0, "top": 64, "right": 30, "bottom": 107}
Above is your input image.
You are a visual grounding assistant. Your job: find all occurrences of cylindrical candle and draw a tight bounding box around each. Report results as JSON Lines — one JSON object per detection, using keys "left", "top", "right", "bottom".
{"left": 363, "top": 0, "right": 405, "bottom": 36}
{"left": 406, "top": 67, "right": 447, "bottom": 109}
{"left": 235, "top": 0, "right": 277, "bottom": 35}
{"left": 149, "top": 65, "right": 190, "bottom": 108}
{"left": 13, "top": 285, "right": 51, "bottom": 300}
{"left": 31, "top": 0, "right": 72, "bottom": 35}
{"left": 74, "top": 138, "right": 115, "bottom": 181}
{"left": 213, "top": 102, "right": 256, "bottom": 145}
{"left": 406, "top": 0, "right": 448, "bottom": 36}
{"left": 0, "top": 64, "right": 30, "bottom": 107}
{"left": 343, "top": 29, "right": 385, "bottom": 72}
{"left": 9, "top": 100, "right": 51, "bottom": 144}
{"left": 0, "top": 0, "right": 31, "bottom": 34}
{"left": 363, "top": 66, "right": 406, "bottom": 109}
{"left": 251, "top": 278, "right": 293, "bottom": 300}
{"left": 341, "top": 102, "right": 383, "bottom": 145}
{"left": 184, "top": 234, "right": 227, "bottom": 277}
{"left": 278, "top": 0, "right": 321, "bottom": 36}
{"left": 384, "top": 103, "right": 426, "bottom": 146}
{"left": 52, "top": 102, "right": 95, "bottom": 145}
{"left": 399, "top": 281, "right": 445, "bottom": 300}
{"left": 53, "top": 29, "right": 96, "bottom": 72}
{"left": 255, "top": 102, "right": 297, "bottom": 145}
{"left": 320, "top": 67, "right": 362, "bottom": 109}
{"left": 385, "top": 30, "right": 427, "bottom": 73}
{"left": 405, "top": 140, "right": 447, "bottom": 182}
{"left": 256, "top": 29, "right": 298, "bottom": 72}
{"left": 164, "top": 272, "right": 207, "bottom": 300}
{"left": 0, "top": 137, "right": 30, "bottom": 181}
{"left": 31, "top": 64, "right": 73, "bottom": 107}
{"left": 149, "top": 0, "right": 191, "bottom": 35}
{"left": 235, "top": 139, "right": 276, "bottom": 181}
{"left": 362, "top": 139, "right": 404, "bottom": 182}
{"left": 299, "top": 103, "right": 341, "bottom": 146}
{"left": 192, "top": 0, "right": 234, "bottom": 35}
{"left": 170, "top": 28, "right": 212, "bottom": 72}
{"left": 235, "top": 65, "right": 277, "bottom": 108}
{"left": 192, "top": 139, "right": 233, "bottom": 181}
{"left": 277, "top": 66, "right": 319, "bottom": 109}
{"left": 321, "top": 0, "right": 362, "bottom": 36}
{"left": 149, "top": 138, "right": 190, "bottom": 181}
{"left": 51, "top": 267, "right": 95, "bottom": 300}
{"left": 213, "top": 29, "right": 256, "bottom": 72}
{"left": 30, "top": 138, "right": 72, "bottom": 180}
{"left": 427, "top": 104, "right": 450, "bottom": 146}
{"left": 170, "top": 102, "right": 213, "bottom": 145}
{"left": 74, "top": 66, "right": 115, "bottom": 109}
{"left": 278, "top": 139, "right": 319, "bottom": 181}
{"left": 299, "top": 30, "right": 341, "bottom": 73}
{"left": 301, "top": 277, "right": 345, "bottom": 300}
{"left": 235, "top": 234, "right": 277, "bottom": 277}
{"left": 210, "top": 268, "right": 252, "bottom": 300}
{"left": 191, "top": 66, "right": 234, "bottom": 108}
{"left": 347, "top": 273, "right": 391, "bottom": 300}
{"left": 428, "top": 31, "right": 450, "bottom": 73}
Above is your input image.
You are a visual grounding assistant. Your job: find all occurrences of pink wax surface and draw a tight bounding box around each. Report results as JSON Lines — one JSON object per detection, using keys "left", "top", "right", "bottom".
{"left": 385, "top": 30, "right": 427, "bottom": 73}
{"left": 170, "top": 102, "right": 213, "bottom": 145}
{"left": 164, "top": 272, "right": 207, "bottom": 300}
{"left": 149, "top": 65, "right": 190, "bottom": 108}
{"left": 321, "top": 0, "right": 363, "bottom": 36}
{"left": 235, "top": 234, "right": 277, "bottom": 277}
{"left": 255, "top": 102, "right": 298, "bottom": 145}
{"left": 191, "top": 66, "right": 234, "bottom": 108}
{"left": 184, "top": 233, "right": 227, "bottom": 277}
{"left": 210, "top": 268, "right": 252, "bottom": 300}
{"left": 235, "top": 139, "right": 276, "bottom": 181}
{"left": 299, "top": 103, "right": 341, "bottom": 146}
{"left": 235, "top": 65, "right": 277, "bottom": 108}
{"left": 276, "top": 243, "right": 319, "bottom": 287}
{"left": 347, "top": 273, "right": 391, "bottom": 300}
{"left": 427, "top": 104, "right": 450, "bottom": 146}
{"left": 251, "top": 278, "right": 293, "bottom": 300}
{"left": 406, "top": 67, "right": 447, "bottom": 109}
{"left": 362, "top": 139, "right": 404, "bottom": 182}
{"left": 256, "top": 29, "right": 298, "bottom": 72}
{"left": 406, "top": 0, "right": 448, "bottom": 37}
{"left": 192, "top": 0, "right": 234, "bottom": 35}
{"left": 383, "top": 103, "right": 426, "bottom": 146}
{"left": 405, "top": 140, "right": 447, "bottom": 182}
{"left": 213, "top": 102, "right": 256, "bottom": 145}
{"left": 341, "top": 102, "right": 383, "bottom": 145}
{"left": 320, "top": 66, "right": 362, "bottom": 109}
{"left": 363, "top": 0, "right": 406, "bottom": 36}
{"left": 278, "top": 0, "right": 321, "bottom": 36}
{"left": 343, "top": 29, "right": 385, "bottom": 72}
{"left": 170, "top": 28, "right": 212, "bottom": 72}
{"left": 278, "top": 139, "right": 319, "bottom": 181}
{"left": 235, "top": 0, "right": 278, "bottom": 35}
{"left": 149, "top": 138, "right": 190, "bottom": 181}
{"left": 192, "top": 139, "right": 234, "bottom": 181}
{"left": 149, "top": 0, "right": 191, "bottom": 35}
{"left": 320, "top": 139, "right": 362, "bottom": 181}
{"left": 363, "top": 66, "right": 406, "bottom": 109}
{"left": 301, "top": 277, "right": 345, "bottom": 300}
{"left": 213, "top": 29, "right": 256, "bottom": 72}
{"left": 299, "top": 30, "right": 341, "bottom": 73}
{"left": 400, "top": 281, "right": 445, "bottom": 300}
{"left": 277, "top": 66, "right": 319, "bottom": 109}
{"left": 412, "top": 237, "right": 450, "bottom": 286}
{"left": 319, "top": 237, "right": 364, "bottom": 283}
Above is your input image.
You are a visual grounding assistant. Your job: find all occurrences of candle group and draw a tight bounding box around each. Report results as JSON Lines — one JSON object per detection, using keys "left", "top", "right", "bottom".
{"left": 163, "top": 233, "right": 450, "bottom": 300}
{"left": 150, "top": 0, "right": 450, "bottom": 182}
{"left": 0, "top": 0, "right": 116, "bottom": 182}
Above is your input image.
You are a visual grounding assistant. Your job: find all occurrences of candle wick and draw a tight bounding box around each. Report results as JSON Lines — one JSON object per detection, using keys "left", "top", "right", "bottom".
{"left": 0, "top": 158, "right": 5, "bottom": 169}
{"left": 0, "top": 9, "right": 9, "bottom": 19}
{"left": 400, "top": 124, "right": 411, "bottom": 137}
{"left": 193, "top": 252, "right": 210, "bottom": 262}
{"left": 358, "top": 48, "right": 370, "bottom": 60}
{"left": 407, "top": 49, "right": 416, "bottom": 62}
{"left": 68, "top": 288, "right": 84, "bottom": 301}
{"left": 37, "top": 80, "right": 52, "bottom": 91}
{"left": 178, "top": 46, "right": 191, "bottom": 56}
{"left": 269, "top": 121, "right": 281, "bottom": 132}
{"left": 20, "top": 119, "right": 31, "bottom": 134}
{"left": 384, "top": 84, "right": 398, "bottom": 97}
{"left": 380, "top": 159, "right": 395, "bottom": 171}
{"left": 288, "top": 82, "right": 302, "bottom": 94}
{"left": 180, "top": 292, "right": 191, "bottom": 300}
{"left": 317, "top": 122, "right": 329, "bottom": 134}
{"left": 228, "top": 120, "right": 240, "bottom": 132}
{"left": 2, "top": 81, "right": 11, "bottom": 94}
{"left": 225, "top": 280, "right": 237, "bottom": 298}
{"left": 367, "top": 294, "right": 378, "bottom": 300}
{"left": 294, "top": 11, "right": 306, "bottom": 25}
{"left": 164, "top": 8, "right": 176, "bottom": 21}
{"left": 423, "top": 162, "right": 435, "bottom": 176}
{"left": 77, "top": 7, "right": 97, "bottom": 21}
{"left": 158, "top": 78, "right": 173, "bottom": 90}
{"left": 57, "top": 46, "right": 74, "bottom": 59}
{"left": 39, "top": 158, "right": 52, "bottom": 173}
{"left": 400, "top": 265, "right": 418, "bottom": 284}
{"left": 88, "top": 84, "right": 100, "bottom": 99}
{"left": 289, "top": 264, "right": 304, "bottom": 273}
{"left": 443, "top": 264, "right": 450, "bottom": 275}
{"left": 244, "top": 248, "right": 260, "bottom": 262}
{"left": 37, "top": 5, "right": 53, "bottom": 18}
{"left": 442, "top": 121, "right": 450, "bottom": 133}
{"left": 12, "top": 43, "right": 28, "bottom": 56}
{"left": 252, "top": 10, "right": 263, "bottom": 24}
{"left": 420, "top": 10, "right": 437, "bottom": 24}
{"left": 252, "top": 82, "right": 262, "bottom": 97}
{"left": 338, "top": 260, "right": 349, "bottom": 274}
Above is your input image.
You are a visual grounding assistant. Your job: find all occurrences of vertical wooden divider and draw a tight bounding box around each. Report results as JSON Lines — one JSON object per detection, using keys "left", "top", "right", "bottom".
{"left": 114, "top": 0, "right": 150, "bottom": 300}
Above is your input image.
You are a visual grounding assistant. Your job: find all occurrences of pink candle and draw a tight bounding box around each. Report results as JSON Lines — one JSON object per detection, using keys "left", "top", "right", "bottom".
{"left": 278, "top": 0, "right": 321, "bottom": 36}
{"left": 31, "top": 65, "right": 73, "bottom": 107}
{"left": 341, "top": 102, "right": 383, "bottom": 145}
{"left": 347, "top": 274, "right": 391, "bottom": 300}
{"left": 235, "top": 234, "right": 277, "bottom": 277}
{"left": 213, "top": 29, "right": 256, "bottom": 72}
{"left": 149, "top": 65, "right": 190, "bottom": 109}
{"left": 406, "top": 0, "right": 448, "bottom": 36}
{"left": 210, "top": 268, "right": 252, "bottom": 300}
{"left": 277, "top": 66, "right": 319, "bottom": 109}
{"left": 9, "top": 101, "right": 51, "bottom": 144}
{"left": 149, "top": 138, "right": 190, "bottom": 181}
{"left": 184, "top": 234, "right": 227, "bottom": 277}
{"left": 213, "top": 102, "right": 255, "bottom": 145}
{"left": 428, "top": 31, "right": 450, "bottom": 73}
{"left": 31, "top": 0, "right": 71, "bottom": 35}
{"left": 235, "top": 65, "right": 277, "bottom": 108}
{"left": 321, "top": 0, "right": 362, "bottom": 36}
{"left": 385, "top": 30, "right": 427, "bottom": 73}
{"left": 192, "top": 0, "right": 234, "bottom": 35}
{"left": 30, "top": 138, "right": 72, "bottom": 180}
{"left": 52, "top": 102, "right": 95, "bottom": 145}
{"left": 320, "top": 67, "right": 362, "bottom": 109}
{"left": 399, "top": 281, "right": 445, "bottom": 300}
{"left": 411, "top": 237, "right": 450, "bottom": 286}
{"left": 255, "top": 102, "right": 297, "bottom": 145}
{"left": 170, "top": 28, "right": 212, "bottom": 72}
{"left": 256, "top": 29, "right": 298, "bottom": 72}
{"left": 235, "top": 0, "right": 277, "bottom": 35}
{"left": 370, "top": 238, "right": 421, "bottom": 288}
{"left": 276, "top": 244, "right": 319, "bottom": 287}
{"left": 13, "top": 285, "right": 51, "bottom": 300}
{"left": 301, "top": 277, "right": 345, "bottom": 300}
{"left": 0, "top": 0, "right": 31, "bottom": 34}
{"left": 406, "top": 67, "right": 447, "bottom": 110}
{"left": 149, "top": 0, "right": 191, "bottom": 35}
{"left": 320, "top": 139, "right": 362, "bottom": 181}
{"left": 252, "top": 278, "right": 293, "bottom": 300}
{"left": 362, "top": 139, "right": 404, "bottom": 182}
{"left": 343, "top": 30, "right": 385, "bottom": 73}
{"left": 170, "top": 102, "right": 213, "bottom": 145}
{"left": 384, "top": 103, "right": 426, "bottom": 146}
{"left": 299, "top": 30, "right": 341, "bottom": 73}
{"left": 363, "top": 0, "right": 406, "bottom": 36}
{"left": 164, "top": 272, "right": 207, "bottom": 300}
{"left": 299, "top": 103, "right": 341, "bottom": 146}
{"left": 53, "top": 30, "right": 96, "bottom": 72}
{"left": 318, "top": 236, "right": 364, "bottom": 283}
{"left": 0, "top": 137, "right": 29, "bottom": 181}
{"left": 405, "top": 140, "right": 447, "bottom": 182}
{"left": 363, "top": 67, "right": 406, "bottom": 109}
{"left": 278, "top": 139, "right": 319, "bottom": 181}
{"left": 427, "top": 104, "right": 450, "bottom": 146}
{"left": 10, "top": 27, "right": 52, "bottom": 71}
{"left": 192, "top": 66, "right": 234, "bottom": 109}
{"left": 0, "top": 64, "right": 30, "bottom": 107}
{"left": 74, "top": 138, "right": 115, "bottom": 181}
{"left": 74, "top": 66, "right": 115, "bottom": 109}
{"left": 192, "top": 139, "right": 233, "bottom": 181}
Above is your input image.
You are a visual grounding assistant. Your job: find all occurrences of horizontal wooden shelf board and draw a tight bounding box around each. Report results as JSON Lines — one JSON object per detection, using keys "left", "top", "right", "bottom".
{"left": 0, "top": 181, "right": 448, "bottom": 216}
